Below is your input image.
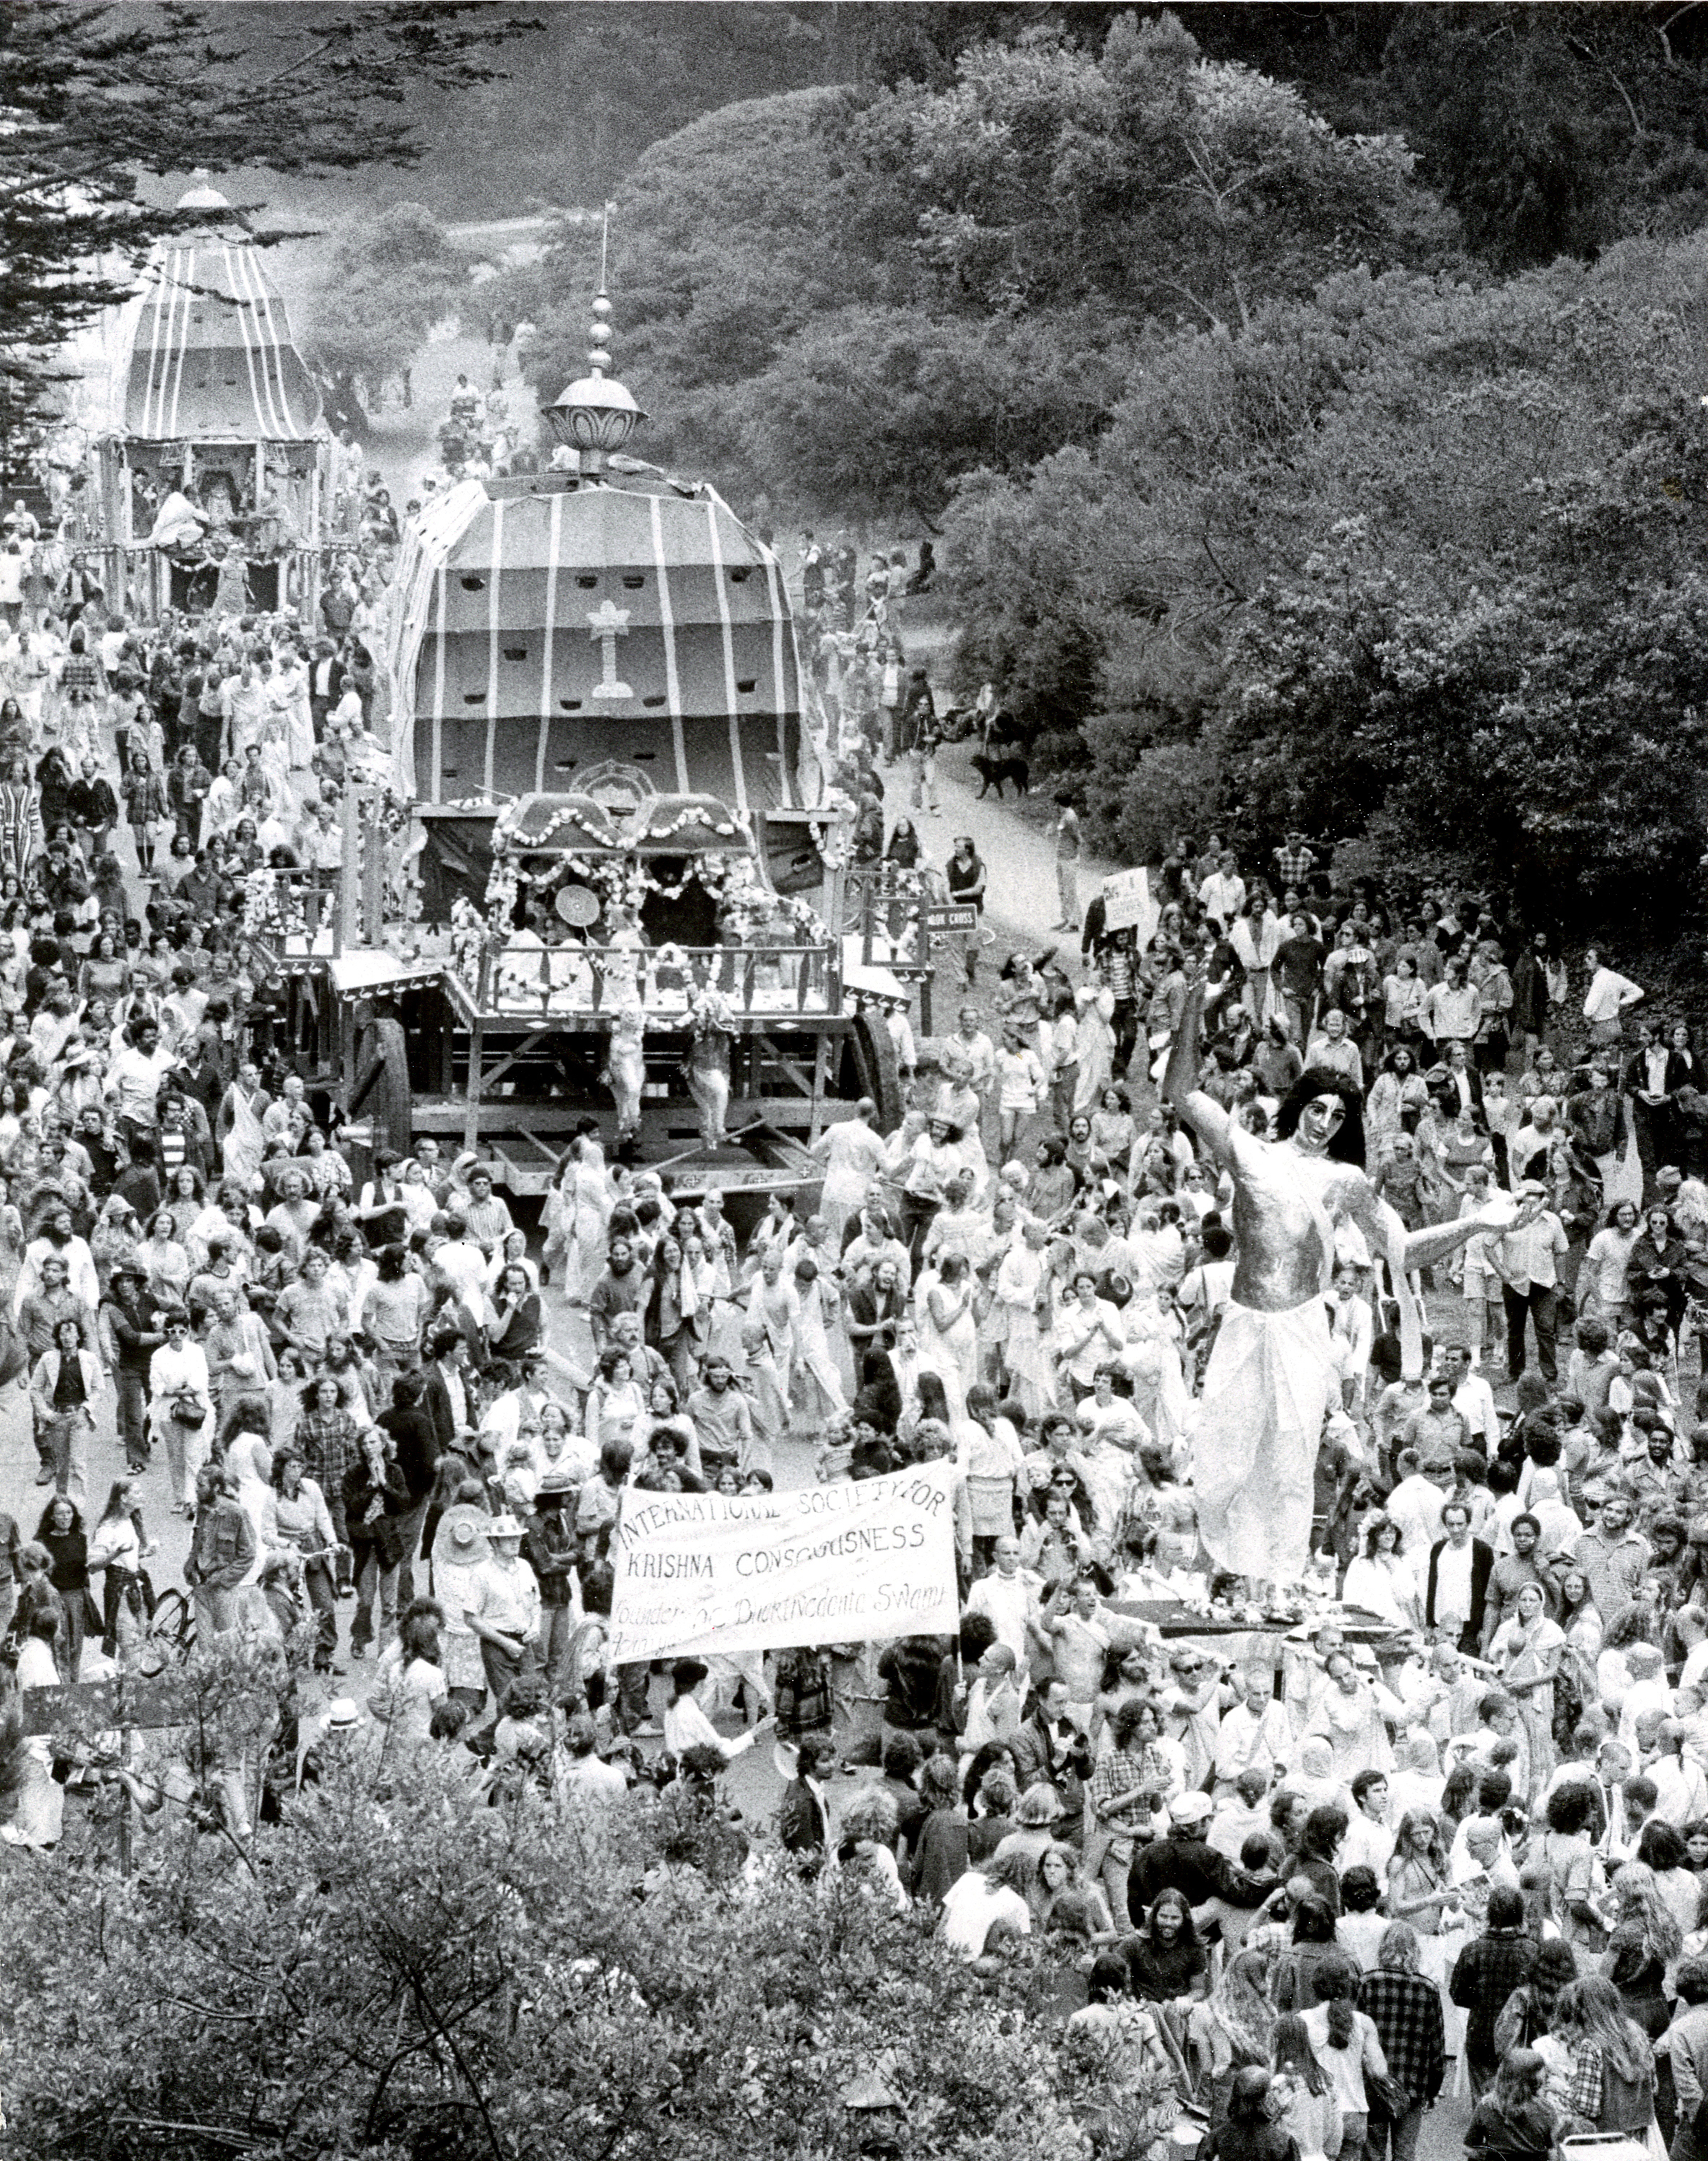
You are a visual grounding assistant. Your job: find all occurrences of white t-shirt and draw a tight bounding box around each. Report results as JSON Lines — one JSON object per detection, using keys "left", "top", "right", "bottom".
{"left": 106, "top": 1043, "right": 175, "bottom": 1127}
{"left": 1432, "top": 1537, "right": 1476, "bottom": 1626}
{"left": 939, "top": 1873, "right": 1031, "bottom": 1960}
{"left": 1584, "top": 966, "right": 1642, "bottom": 1024}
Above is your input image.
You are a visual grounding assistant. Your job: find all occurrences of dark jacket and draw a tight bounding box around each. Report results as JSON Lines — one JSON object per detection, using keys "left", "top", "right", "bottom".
{"left": 1424, "top": 1534, "right": 1496, "bottom": 1646}
{"left": 188, "top": 1494, "right": 256, "bottom": 1590}
{"left": 1009, "top": 1710, "right": 1094, "bottom": 1820}
{"left": 778, "top": 1776, "right": 826, "bottom": 1857}
{"left": 103, "top": 1283, "right": 165, "bottom": 1374}
{"left": 341, "top": 1457, "right": 411, "bottom": 1568}
{"left": 1509, "top": 951, "right": 1551, "bottom": 1038}
{"left": 877, "top": 1638, "right": 941, "bottom": 1729}
{"left": 521, "top": 1502, "right": 579, "bottom": 1610}
{"left": 1130, "top": 1830, "right": 1277, "bottom": 1911}
{"left": 377, "top": 1403, "right": 439, "bottom": 1506}
{"left": 422, "top": 1361, "right": 461, "bottom": 1459}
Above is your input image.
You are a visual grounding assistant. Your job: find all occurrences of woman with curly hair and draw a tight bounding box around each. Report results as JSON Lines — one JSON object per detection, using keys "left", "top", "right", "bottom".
{"left": 1534, "top": 1780, "right": 1606, "bottom": 1950}
{"left": 1387, "top": 1807, "right": 1455, "bottom": 1934}
{"left": 1342, "top": 1514, "right": 1419, "bottom": 1630}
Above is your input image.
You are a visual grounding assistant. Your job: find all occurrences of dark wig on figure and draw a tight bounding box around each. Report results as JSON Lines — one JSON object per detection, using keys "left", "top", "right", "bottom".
{"left": 1273, "top": 1068, "right": 1367, "bottom": 1168}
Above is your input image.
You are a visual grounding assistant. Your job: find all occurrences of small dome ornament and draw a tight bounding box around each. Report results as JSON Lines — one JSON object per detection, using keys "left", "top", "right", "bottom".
{"left": 175, "top": 166, "right": 230, "bottom": 210}
{"left": 543, "top": 209, "right": 645, "bottom": 477}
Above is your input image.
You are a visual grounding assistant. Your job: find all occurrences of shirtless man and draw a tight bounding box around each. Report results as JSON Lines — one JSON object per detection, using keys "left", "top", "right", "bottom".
{"left": 1164, "top": 982, "right": 1530, "bottom": 1581}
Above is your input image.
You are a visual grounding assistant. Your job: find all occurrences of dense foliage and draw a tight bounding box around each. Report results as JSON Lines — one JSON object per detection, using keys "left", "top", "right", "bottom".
{"left": 1180, "top": 3, "right": 1708, "bottom": 274}
{"left": 0, "top": 1, "right": 523, "bottom": 479}
{"left": 297, "top": 204, "right": 473, "bottom": 417}
{"left": 943, "top": 230, "right": 1708, "bottom": 938}
{"left": 507, "top": 16, "right": 1457, "bottom": 515}
{"left": 0, "top": 1742, "right": 1095, "bottom": 2161}
{"left": 484, "top": 6, "right": 1708, "bottom": 946}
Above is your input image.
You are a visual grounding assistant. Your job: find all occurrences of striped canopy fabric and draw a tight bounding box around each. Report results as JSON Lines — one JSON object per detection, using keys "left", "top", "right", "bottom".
{"left": 388, "top": 473, "right": 810, "bottom": 814}
{"left": 122, "top": 235, "right": 321, "bottom": 444}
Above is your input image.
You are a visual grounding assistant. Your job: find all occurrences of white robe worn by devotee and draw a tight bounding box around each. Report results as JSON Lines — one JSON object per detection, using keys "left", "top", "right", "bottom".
{"left": 1212, "top": 1699, "right": 1295, "bottom": 1791}
{"left": 1189, "top": 1124, "right": 1354, "bottom": 1581}
{"left": 811, "top": 1117, "right": 887, "bottom": 1241}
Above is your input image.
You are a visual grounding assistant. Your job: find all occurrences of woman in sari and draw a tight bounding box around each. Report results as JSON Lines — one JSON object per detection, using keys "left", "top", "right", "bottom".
{"left": 542, "top": 1130, "right": 611, "bottom": 1304}
{"left": 218, "top": 1065, "right": 268, "bottom": 1189}
{"left": 1386, "top": 1808, "right": 1457, "bottom": 1936}
{"left": 1554, "top": 1568, "right": 1605, "bottom": 1749}
{"left": 1488, "top": 1579, "right": 1565, "bottom": 1799}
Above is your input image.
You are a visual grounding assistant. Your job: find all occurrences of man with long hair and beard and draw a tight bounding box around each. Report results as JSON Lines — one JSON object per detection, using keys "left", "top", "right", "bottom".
{"left": 1164, "top": 982, "right": 1529, "bottom": 1586}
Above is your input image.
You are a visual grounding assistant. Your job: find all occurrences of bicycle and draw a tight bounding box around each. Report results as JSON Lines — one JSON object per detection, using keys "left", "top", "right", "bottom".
{"left": 137, "top": 1583, "right": 195, "bottom": 1670}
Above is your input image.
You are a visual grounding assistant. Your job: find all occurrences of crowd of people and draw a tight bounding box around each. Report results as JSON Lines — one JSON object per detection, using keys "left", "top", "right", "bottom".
{"left": 11, "top": 444, "right": 1708, "bottom": 2161}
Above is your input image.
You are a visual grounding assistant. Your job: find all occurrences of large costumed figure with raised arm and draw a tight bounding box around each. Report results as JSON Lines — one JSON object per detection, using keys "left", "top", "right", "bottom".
{"left": 1164, "top": 982, "right": 1537, "bottom": 1584}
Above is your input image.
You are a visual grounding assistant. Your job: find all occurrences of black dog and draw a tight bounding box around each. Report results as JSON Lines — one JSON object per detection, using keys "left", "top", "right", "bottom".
{"left": 971, "top": 751, "right": 1031, "bottom": 798}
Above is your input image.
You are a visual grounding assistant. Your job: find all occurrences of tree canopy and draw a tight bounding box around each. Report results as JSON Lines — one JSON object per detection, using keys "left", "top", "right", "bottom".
{"left": 941, "top": 228, "right": 1708, "bottom": 940}
{"left": 507, "top": 14, "right": 1458, "bottom": 515}
{"left": 297, "top": 204, "right": 470, "bottom": 414}
{"left": 0, "top": 1737, "right": 1120, "bottom": 2161}
{"left": 0, "top": 2, "right": 523, "bottom": 471}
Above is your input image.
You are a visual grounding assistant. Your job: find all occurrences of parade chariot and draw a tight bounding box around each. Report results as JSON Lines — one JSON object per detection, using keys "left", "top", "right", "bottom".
{"left": 71, "top": 176, "right": 332, "bottom": 624}
{"left": 243, "top": 302, "right": 904, "bottom": 1224}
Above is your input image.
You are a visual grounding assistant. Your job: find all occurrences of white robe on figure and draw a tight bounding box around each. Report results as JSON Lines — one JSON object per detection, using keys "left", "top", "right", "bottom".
{"left": 1188, "top": 1125, "right": 1341, "bottom": 1582}
{"left": 811, "top": 1117, "right": 887, "bottom": 1241}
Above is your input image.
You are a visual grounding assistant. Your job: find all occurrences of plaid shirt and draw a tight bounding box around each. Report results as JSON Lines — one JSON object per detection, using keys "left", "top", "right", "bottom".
{"left": 1276, "top": 844, "right": 1315, "bottom": 888}
{"left": 1448, "top": 1929, "right": 1536, "bottom": 2067}
{"left": 297, "top": 1406, "right": 359, "bottom": 1496}
{"left": 1554, "top": 2040, "right": 1608, "bottom": 2122}
{"left": 1358, "top": 1970, "right": 1446, "bottom": 2105}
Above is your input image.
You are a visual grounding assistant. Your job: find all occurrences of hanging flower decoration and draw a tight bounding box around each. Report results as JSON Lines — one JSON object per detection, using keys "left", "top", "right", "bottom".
{"left": 240, "top": 867, "right": 306, "bottom": 942}
{"left": 449, "top": 895, "right": 487, "bottom": 988}
{"left": 484, "top": 844, "right": 520, "bottom": 927}
{"left": 687, "top": 977, "right": 736, "bottom": 1038}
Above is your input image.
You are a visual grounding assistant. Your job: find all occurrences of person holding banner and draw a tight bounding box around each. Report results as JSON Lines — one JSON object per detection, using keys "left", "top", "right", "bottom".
{"left": 663, "top": 1658, "right": 772, "bottom": 1764}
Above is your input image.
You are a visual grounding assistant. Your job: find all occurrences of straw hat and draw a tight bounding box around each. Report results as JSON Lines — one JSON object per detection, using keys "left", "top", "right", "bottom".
{"left": 435, "top": 1503, "right": 490, "bottom": 1567}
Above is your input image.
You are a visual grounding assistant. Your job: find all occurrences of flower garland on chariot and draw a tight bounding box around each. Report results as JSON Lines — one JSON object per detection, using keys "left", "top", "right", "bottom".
{"left": 476, "top": 835, "right": 827, "bottom": 948}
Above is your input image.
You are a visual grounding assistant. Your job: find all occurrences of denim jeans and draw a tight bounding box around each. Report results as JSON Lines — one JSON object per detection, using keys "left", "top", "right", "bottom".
{"left": 1367, "top": 2105, "right": 1423, "bottom": 2161}
{"left": 115, "top": 1368, "right": 149, "bottom": 1467}
{"left": 43, "top": 1411, "right": 89, "bottom": 1503}
{"left": 616, "top": 1661, "right": 652, "bottom": 1733}
{"left": 352, "top": 1545, "right": 397, "bottom": 1653}
{"left": 393, "top": 1497, "right": 429, "bottom": 1607}
{"left": 194, "top": 1582, "right": 239, "bottom": 1638}
{"left": 303, "top": 1558, "right": 339, "bottom": 1669}
{"left": 540, "top": 1602, "right": 580, "bottom": 1705}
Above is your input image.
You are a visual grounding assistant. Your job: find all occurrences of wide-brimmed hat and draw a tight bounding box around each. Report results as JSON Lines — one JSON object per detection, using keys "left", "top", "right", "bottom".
{"left": 537, "top": 1469, "right": 576, "bottom": 1496}
{"left": 324, "top": 1698, "right": 359, "bottom": 1732}
{"left": 487, "top": 1512, "right": 524, "bottom": 1540}
{"left": 436, "top": 1503, "right": 490, "bottom": 1566}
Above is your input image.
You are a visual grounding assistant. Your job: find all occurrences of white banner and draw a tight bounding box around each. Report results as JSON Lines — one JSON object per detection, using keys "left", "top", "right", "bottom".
{"left": 1101, "top": 866, "right": 1157, "bottom": 938}
{"left": 606, "top": 1462, "right": 961, "bottom": 1663}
